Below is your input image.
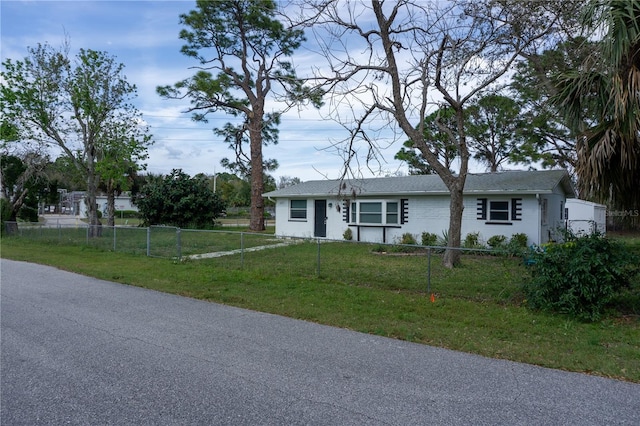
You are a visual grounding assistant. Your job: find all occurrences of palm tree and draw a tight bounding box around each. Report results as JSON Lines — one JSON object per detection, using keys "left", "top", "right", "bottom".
{"left": 555, "top": 0, "right": 640, "bottom": 228}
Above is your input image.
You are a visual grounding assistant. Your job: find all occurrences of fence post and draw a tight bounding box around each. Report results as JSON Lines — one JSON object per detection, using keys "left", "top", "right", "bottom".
{"left": 86, "top": 225, "right": 89, "bottom": 245}
{"left": 146, "top": 227, "right": 151, "bottom": 257}
{"left": 427, "top": 247, "right": 432, "bottom": 294}
{"left": 176, "top": 228, "right": 182, "bottom": 260}
{"left": 113, "top": 226, "right": 117, "bottom": 251}
{"left": 240, "top": 232, "right": 245, "bottom": 268}
{"left": 316, "top": 238, "right": 321, "bottom": 277}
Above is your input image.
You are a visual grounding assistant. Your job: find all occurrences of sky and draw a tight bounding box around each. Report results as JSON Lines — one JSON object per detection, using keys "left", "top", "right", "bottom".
{"left": 1, "top": 0, "right": 409, "bottom": 182}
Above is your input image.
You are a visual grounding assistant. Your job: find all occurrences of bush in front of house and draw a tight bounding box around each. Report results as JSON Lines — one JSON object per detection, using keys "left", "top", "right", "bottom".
{"left": 400, "top": 232, "right": 417, "bottom": 245}
{"left": 487, "top": 234, "right": 507, "bottom": 249}
{"left": 522, "top": 232, "right": 639, "bottom": 322}
{"left": 421, "top": 232, "right": 438, "bottom": 246}
{"left": 463, "top": 232, "right": 483, "bottom": 248}
{"left": 505, "top": 233, "right": 529, "bottom": 256}
{"left": 343, "top": 228, "right": 353, "bottom": 241}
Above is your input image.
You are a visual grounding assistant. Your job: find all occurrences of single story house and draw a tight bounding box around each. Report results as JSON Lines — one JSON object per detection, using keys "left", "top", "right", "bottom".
{"left": 263, "top": 169, "right": 576, "bottom": 246}
{"left": 565, "top": 199, "right": 606, "bottom": 235}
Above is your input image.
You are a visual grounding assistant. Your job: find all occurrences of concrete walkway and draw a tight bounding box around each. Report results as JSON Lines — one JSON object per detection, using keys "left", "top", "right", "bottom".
{"left": 186, "top": 239, "right": 301, "bottom": 259}
{"left": 41, "top": 213, "right": 86, "bottom": 228}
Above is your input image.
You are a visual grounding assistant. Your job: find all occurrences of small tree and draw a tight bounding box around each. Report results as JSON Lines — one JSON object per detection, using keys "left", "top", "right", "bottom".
{"left": 135, "top": 169, "right": 225, "bottom": 229}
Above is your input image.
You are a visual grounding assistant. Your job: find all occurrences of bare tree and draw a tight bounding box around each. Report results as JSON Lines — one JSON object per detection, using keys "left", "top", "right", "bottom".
{"left": 301, "top": 0, "right": 563, "bottom": 267}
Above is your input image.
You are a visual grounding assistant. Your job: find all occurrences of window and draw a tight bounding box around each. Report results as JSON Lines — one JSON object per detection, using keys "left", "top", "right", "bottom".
{"left": 489, "top": 201, "right": 509, "bottom": 221}
{"left": 290, "top": 199, "right": 307, "bottom": 220}
{"left": 541, "top": 198, "right": 548, "bottom": 225}
{"left": 359, "top": 202, "right": 382, "bottom": 224}
{"left": 478, "top": 198, "right": 522, "bottom": 224}
{"left": 386, "top": 202, "right": 398, "bottom": 224}
{"left": 347, "top": 200, "right": 400, "bottom": 225}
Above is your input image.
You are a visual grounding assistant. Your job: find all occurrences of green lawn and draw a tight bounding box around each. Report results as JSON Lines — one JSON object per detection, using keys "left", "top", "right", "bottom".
{"left": 1, "top": 235, "right": 638, "bottom": 382}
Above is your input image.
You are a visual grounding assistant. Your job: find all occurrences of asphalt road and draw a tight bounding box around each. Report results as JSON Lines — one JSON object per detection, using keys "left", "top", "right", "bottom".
{"left": 1, "top": 259, "right": 639, "bottom": 425}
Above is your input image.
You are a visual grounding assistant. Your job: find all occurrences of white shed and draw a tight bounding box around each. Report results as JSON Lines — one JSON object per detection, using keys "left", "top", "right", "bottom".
{"left": 565, "top": 199, "right": 606, "bottom": 235}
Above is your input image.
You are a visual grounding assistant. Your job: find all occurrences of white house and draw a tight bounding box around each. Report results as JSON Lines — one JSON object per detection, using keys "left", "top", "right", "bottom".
{"left": 263, "top": 170, "right": 575, "bottom": 246}
{"left": 565, "top": 199, "right": 606, "bottom": 235}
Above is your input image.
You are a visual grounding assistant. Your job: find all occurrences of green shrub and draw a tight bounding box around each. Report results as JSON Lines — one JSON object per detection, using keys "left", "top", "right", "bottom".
{"left": 17, "top": 205, "right": 38, "bottom": 222}
{"left": 400, "top": 233, "right": 417, "bottom": 245}
{"left": 523, "top": 233, "right": 639, "bottom": 321}
{"left": 421, "top": 232, "right": 438, "bottom": 246}
{"left": 0, "top": 198, "right": 12, "bottom": 235}
{"left": 372, "top": 244, "right": 388, "bottom": 253}
{"left": 510, "top": 233, "right": 528, "bottom": 248}
{"left": 437, "top": 229, "right": 449, "bottom": 246}
{"left": 487, "top": 234, "right": 507, "bottom": 248}
{"left": 506, "top": 233, "right": 529, "bottom": 256}
{"left": 463, "top": 232, "right": 481, "bottom": 248}
{"left": 343, "top": 228, "right": 353, "bottom": 241}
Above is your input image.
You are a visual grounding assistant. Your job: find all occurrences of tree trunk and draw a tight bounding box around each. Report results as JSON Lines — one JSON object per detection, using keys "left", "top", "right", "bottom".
{"left": 248, "top": 117, "right": 265, "bottom": 232}
{"left": 443, "top": 184, "right": 464, "bottom": 268}
{"left": 86, "top": 163, "right": 102, "bottom": 238}
{"left": 3, "top": 211, "right": 19, "bottom": 235}
{"left": 106, "top": 179, "right": 116, "bottom": 227}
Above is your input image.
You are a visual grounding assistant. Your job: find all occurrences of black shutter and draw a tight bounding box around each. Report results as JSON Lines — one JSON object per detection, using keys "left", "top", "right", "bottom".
{"left": 401, "top": 199, "right": 409, "bottom": 224}
{"left": 511, "top": 198, "right": 522, "bottom": 221}
{"left": 477, "top": 198, "right": 487, "bottom": 220}
{"left": 343, "top": 201, "right": 349, "bottom": 222}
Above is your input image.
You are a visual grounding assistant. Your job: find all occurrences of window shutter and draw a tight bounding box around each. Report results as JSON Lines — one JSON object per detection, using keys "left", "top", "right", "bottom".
{"left": 511, "top": 198, "right": 522, "bottom": 221}
{"left": 477, "top": 198, "right": 487, "bottom": 220}
{"left": 343, "top": 201, "right": 349, "bottom": 222}
{"left": 401, "top": 199, "right": 409, "bottom": 224}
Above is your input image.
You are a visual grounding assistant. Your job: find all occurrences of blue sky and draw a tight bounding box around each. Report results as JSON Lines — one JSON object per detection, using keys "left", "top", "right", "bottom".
{"left": 1, "top": 0, "right": 407, "bottom": 181}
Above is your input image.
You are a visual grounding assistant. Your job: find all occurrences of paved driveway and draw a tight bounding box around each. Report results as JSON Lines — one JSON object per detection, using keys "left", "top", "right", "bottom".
{"left": 42, "top": 214, "right": 86, "bottom": 228}
{"left": 2, "top": 259, "right": 639, "bottom": 425}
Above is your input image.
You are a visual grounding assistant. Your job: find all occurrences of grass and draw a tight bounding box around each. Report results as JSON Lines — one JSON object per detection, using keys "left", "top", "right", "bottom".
{"left": 1, "top": 234, "right": 639, "bottom": 383}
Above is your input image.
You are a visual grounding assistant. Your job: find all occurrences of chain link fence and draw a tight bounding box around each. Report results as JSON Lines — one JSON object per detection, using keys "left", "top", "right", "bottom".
{"left": 4, "top": 221, "right": 529, "bottom": 299}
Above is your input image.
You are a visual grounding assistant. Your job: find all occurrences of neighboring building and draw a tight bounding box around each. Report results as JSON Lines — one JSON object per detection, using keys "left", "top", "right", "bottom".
{"left": 76, "top": 193, "right": 138, "bottom": 219}
{"left": 263, "top": 170, "right": 575, "bottom": 246}
{"left": 565, "top": 199, "right": 606, "bottom": 235}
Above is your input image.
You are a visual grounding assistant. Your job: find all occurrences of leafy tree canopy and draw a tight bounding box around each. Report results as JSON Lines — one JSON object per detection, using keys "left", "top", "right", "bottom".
{"left": 135, "top": 169, "right": 226, "bottom": 229}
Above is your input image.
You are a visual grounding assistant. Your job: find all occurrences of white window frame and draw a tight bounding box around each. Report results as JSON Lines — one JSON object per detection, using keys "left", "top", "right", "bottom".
{"left": 350, "top": 200, "right": 399, "bottom": 225}
{"left": 386, "top": 201, "right": 399, "bottom": 224}
{"left": 489, "top": 200, "right": 510, "bottom": 222}
{"left": 289, "top": 199, "right": 307, "bottom": 221}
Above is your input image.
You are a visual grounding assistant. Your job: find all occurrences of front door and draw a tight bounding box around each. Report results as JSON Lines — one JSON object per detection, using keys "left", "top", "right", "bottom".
{"left": 314, "top": 199, "right": 327, "bottom": 237}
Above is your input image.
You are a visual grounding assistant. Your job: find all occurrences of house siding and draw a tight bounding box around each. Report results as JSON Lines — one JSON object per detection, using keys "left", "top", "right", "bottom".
{"left": 265, "top": 170, "right": 574, "bottom": 246}
{"left": 273, "top": 193, "right": 562, "bottom": 246}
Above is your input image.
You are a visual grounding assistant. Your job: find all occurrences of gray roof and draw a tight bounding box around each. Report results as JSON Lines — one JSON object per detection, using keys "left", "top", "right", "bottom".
{"left": 263, "top": 170, "right": 575, "bottom": 198}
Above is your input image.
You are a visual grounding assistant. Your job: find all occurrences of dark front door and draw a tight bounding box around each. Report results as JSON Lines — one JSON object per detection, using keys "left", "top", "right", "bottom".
{"left": 314, "top": 200, "right": 327, "bottom": 237}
